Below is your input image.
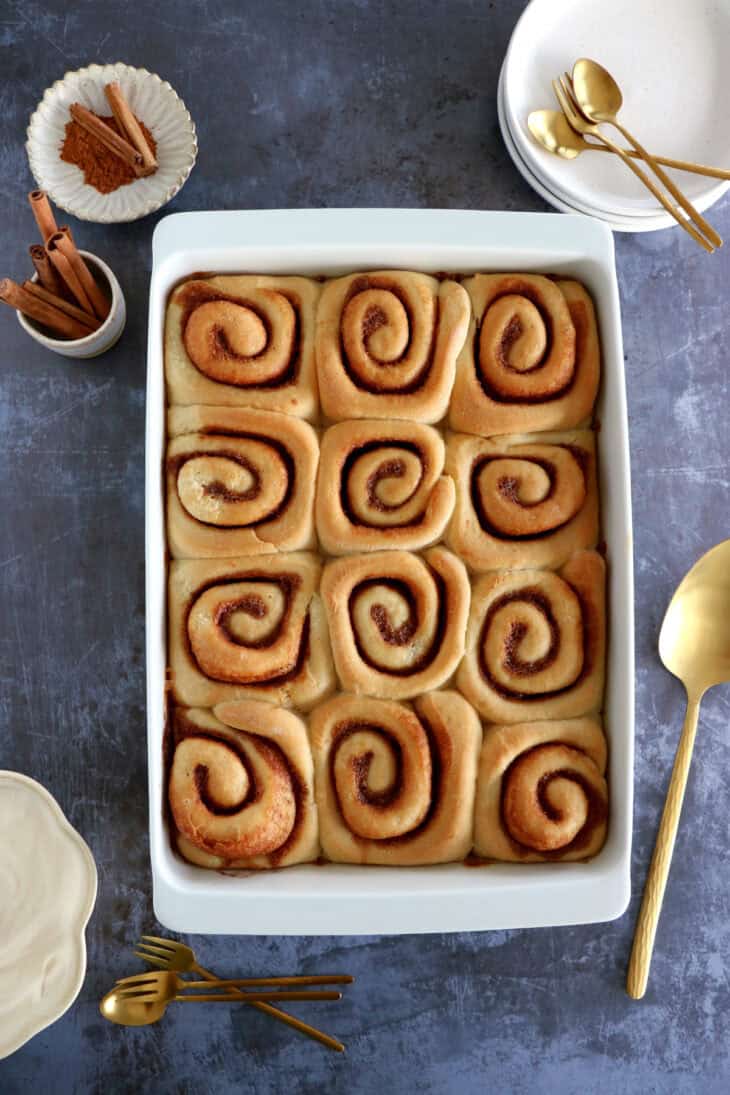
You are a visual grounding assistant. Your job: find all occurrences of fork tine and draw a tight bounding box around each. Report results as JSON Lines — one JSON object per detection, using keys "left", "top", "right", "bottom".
{"left": 117, "top": 987, "right": 160, "bottom": 1000}
{"left": 116, "top": 973, "right": 161, "bottom": 987}
{"left": 135, "top": 942, "right": 175, "bottom": 959}
{"left": 140, "top": 935, "right": 177, "bottom": 951}
{"left": 562, "top": 73, "right": 586, "bottom": 117}
{"left": 133, "top": 951, "right": 170, "bottom": 970}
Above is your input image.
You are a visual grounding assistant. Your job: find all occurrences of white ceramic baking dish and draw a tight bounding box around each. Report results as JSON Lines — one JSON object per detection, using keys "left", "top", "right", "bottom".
{"left": 146, "top": 208, "right": 633, "bottom": 935}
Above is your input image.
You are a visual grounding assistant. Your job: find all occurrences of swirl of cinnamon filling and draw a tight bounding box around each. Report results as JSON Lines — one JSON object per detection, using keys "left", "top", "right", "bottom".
{"left": 166, "top": 406, "right": 318, "bottom": 558}
{"left": 449, "top": 276, "right": 600, "bottom": 437}
{"left": 471, "top": 447, "right": 584, "bottom": 538}
{"left": 476, "top": 279, "right": 575, "bottom": 402}
{"left": 473, "top": 718, "right": 608, "bottom": 862}
{"left": 183, "top": 289, "right": 297, "bottom": 388}
{"left": 316, "top": 271, "right": 470, "bottom": 422}
{"left": 165, "top": 276, "right": 320, "bottom": 418}
{"left": 169, "top": 703, "right": 318, "bottom": 868}
{"left": 316, "top": 419, "right": 455, "bottom": 553}
{"left": 457, "top": 551, "right": 606, "bottom": 723}
{"left": 321, "top": 547, "right": 470, "bottom": 700}
{"left": 310, "top": 692, "right": 481, "bottom": 865}
{"left": 445, "top": 431, "right": 598, "bottom": 572}
{"left": 168, "top": 554, "right": 335, "bottom": 710}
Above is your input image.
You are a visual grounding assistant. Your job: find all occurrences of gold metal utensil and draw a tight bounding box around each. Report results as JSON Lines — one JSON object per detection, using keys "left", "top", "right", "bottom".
{"left": 115, "top": 969, "right": 343, "bottom": 1003}
{"left": 627, "top": 540, "right": 730, "bottom": 999}
{"left": 527, "top": 109, "right": 730, "bottom": 180}
{"left": 571, "top": 59, "right": 722, "bottom": 249}
{"left": 134, "top": 935, "right": 348, "bottom": 1052}
{"left": 552, "top": 77, "right": 715, "bottom": 253}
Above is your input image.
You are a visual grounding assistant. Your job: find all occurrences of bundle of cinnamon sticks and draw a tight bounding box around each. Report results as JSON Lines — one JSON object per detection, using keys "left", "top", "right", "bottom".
{"left": 0, "top": 190, "right": 110, "bottom": 340}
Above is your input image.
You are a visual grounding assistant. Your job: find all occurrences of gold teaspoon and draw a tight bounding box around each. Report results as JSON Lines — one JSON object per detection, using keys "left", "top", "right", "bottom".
{"left": 528, "top": 109, "right": 730, "bottom": 180}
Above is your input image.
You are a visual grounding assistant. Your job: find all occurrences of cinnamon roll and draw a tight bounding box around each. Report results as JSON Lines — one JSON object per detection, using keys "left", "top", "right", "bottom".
{"left": 316, "top": 419, "right": 455, "bottom": 554}
{"left": 449, "top": 276, "right": 600, "bottom": 436}
{"left": 168, "top": 553, "right": 335, "bottom": 710}
{"left": 315, "top": 271, "right": 470, "bottom": 422}
{"left": 445, "top": 429, "right": 599, "bottom": 571}
{"left": 457, "top": 550, "right": 605, "bottom": 722}
{"left": 473, "top": 718, "right": 608, "bottom": 861}
{"left": 166, "top": 405, "right": 319, "bottom": 558}
{"left": 169, "top": 702, "right": 318, "bottom": 868}
{"left": 165, "top": 275, "right": 320, "bottom": 418}
{"left": 310, "top": 691, "right": 481, "bottom": 865}
{"left": 321, "top": 547, "right": 470, "bottom": 700}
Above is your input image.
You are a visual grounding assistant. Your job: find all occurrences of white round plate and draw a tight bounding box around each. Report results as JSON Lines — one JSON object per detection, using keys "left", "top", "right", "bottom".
{"left": 497, "top": 63, "right": 668, "bottom": 233}
{"left": 503, "top": 0, "right": 730, "bottom": 219}
{"left": 0, "top": 772, "right": 97, "bottom": 1060}
{"left": 26, "top": 62, "right": 197, "bottom": 223}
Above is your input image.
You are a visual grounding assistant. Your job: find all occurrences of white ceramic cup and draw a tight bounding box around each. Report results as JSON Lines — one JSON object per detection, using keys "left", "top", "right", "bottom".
{"left": 16, "top": 249, "right": 126, "bottom": 358}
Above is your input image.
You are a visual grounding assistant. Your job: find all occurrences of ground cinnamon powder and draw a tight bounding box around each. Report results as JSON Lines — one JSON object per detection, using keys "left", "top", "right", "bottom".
{"left": 60, "top": 113, "right": 158, "bottom": 194}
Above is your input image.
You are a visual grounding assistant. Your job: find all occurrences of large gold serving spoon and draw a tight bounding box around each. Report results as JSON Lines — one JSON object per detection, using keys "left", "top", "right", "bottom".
{"left": 528, "top": 109, "right": 730, "bottom": 180}
{"left": 571, "top": 58, "right": 722, "bottom": 249}
{"left": 627, "top": 540, "right": 730, "bottom": 998}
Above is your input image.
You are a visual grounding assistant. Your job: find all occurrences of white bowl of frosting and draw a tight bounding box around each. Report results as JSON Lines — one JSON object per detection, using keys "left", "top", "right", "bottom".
{"left": 0, "top": 772, "right": 97, "bottom": 1060}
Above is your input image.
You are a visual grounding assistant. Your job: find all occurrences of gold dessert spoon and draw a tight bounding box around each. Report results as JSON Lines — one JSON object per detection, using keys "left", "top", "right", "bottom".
{"left": 528, "top": 109, "right": 730, "bottom": 180}
{"left": 571, "top": 59, "right": 722, "bottom": 249}
{"left": 627, "top": 539, "right": 730, "bottom": 999}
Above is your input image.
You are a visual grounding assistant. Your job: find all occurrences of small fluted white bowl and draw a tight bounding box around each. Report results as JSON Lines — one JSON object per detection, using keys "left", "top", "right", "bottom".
{"left": 0, "top": 772, "right": 97, "bottom": 1060}
{"left": 26, "top": 62, "right": 197, "bottom": 223}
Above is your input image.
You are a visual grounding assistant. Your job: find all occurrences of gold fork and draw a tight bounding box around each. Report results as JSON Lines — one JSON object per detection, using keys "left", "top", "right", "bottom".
{"left": 135, "top": 935, "right": 348, "bottom": 1052}
{"left": 116, "top": 970, "right": 343, "bottom": 1002}
{"left": 552, "top": 76, "right": 715, "bottom": 253}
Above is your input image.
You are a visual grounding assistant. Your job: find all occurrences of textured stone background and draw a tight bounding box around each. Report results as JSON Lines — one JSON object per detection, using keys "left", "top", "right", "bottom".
{"left": 1, "top": 1, "right": 729, "bottom": 1092}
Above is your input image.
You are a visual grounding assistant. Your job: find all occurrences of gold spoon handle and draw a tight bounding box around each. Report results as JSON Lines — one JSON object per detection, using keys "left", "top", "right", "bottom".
{"left": 586, "top": 144, "right": 730, "bottom": 180}
{"left": 626, "top": 695, "right": 702, "bottom": 1000}
{"left": 585, "top": 128, "right": 714, "bottom": 252}
{"left": 194, "top": 963, "right": 345, "bottom": 1052}
{"left": 611, "top": 119, "right": 722, "bottom": 248}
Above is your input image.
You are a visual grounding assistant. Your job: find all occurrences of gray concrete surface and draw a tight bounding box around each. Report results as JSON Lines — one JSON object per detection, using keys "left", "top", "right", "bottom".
{"left": 0, "top": 1, "right": 728, "bottom": 1092}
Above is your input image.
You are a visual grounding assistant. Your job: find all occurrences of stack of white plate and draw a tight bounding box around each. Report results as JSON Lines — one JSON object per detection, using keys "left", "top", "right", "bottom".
{"left": 498, "top": 0, "right": 730, "bottom": 233}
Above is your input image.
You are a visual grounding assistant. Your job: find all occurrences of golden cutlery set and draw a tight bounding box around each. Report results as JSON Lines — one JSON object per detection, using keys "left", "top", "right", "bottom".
{"left": 528, "top": 58, "right": 726, "bottom": 252}
{"left": 100, "top": 935, "right": 352, "bottom": 1052}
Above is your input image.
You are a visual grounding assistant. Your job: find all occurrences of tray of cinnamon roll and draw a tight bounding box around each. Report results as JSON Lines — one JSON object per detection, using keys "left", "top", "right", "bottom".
{"left": 146, "top": 208, "right": 633, "bottom": 934}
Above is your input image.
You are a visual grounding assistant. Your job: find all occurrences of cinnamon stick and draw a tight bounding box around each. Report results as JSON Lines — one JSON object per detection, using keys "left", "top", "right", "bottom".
{"left": 28, "top": 190, "right": 58, "bottom": 243}
{"left": 22, "top": 281, "right": 99, "bottom": 331}
{"left": 29, "top": 244, "right": 67, "bottom": 297}
{"left": 46, "top": 236, "right": 96, "bottom": 316}
{"left": 104, "top": 82, "right": 157, "bottom": 174}
{"left": 69, "top": 103, "right": 144, "bottom": 174}
{"left": 47, "top": 231, "right": 109, "bottom": 319}
{"left": 0, "top": 278, "right": 91, "bottom": 340}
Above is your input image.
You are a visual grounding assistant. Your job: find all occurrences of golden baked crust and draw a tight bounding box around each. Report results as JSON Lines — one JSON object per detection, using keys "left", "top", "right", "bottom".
{"left": 169, "top": 702, "right": 319, "bottom": 868}
{"left": 473, "top": 718, "right": 608, "bottom": 861}
{"left": 166, "top": 405, "right": 319, "bottom": 558}
{"left": 321, "top": 547, "right": 470, "bottom": 700}
{"left": 168, "top": 553, "right": 335, "bottom": 710}
{"left": 316, "top": 418, "right": 455, "bottom": 554}
{"left": 315, "top": 271, "right": 470, "bottom": 422}
{"left": 445, "top": 429, "right": 599, "bottom": 571}
{"left": 457, "top": 550, "right": 606, "bottom": 722}
{"left": 310, "top": 691, "right": 481, "bottom": 865}
{"left": 165, "top": 275, "right": 320, "bottom": 418}
{"left": 449, "top": 276, "right": 600, "bottom": 435}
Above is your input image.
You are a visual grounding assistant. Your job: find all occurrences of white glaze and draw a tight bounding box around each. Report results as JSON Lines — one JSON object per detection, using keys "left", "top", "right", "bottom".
{"left": 0, "top": 772, "right": 97, "bottom": 1060}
